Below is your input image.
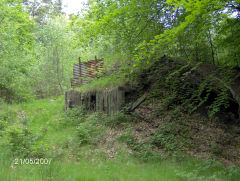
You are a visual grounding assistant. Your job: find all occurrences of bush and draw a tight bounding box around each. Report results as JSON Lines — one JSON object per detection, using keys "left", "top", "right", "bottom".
{"left": 150, "top": 121, "right": 191, "bottom": 152}
{"left": 105, "top": 111, "right": 130, "bottom": 127}
{"left": 0, "top": 110, "right": 17, "bottom": 123}
{"left": 0, "top": 120, "right": 8, "bottom": 137}
{"left": 5, "top": 126, "right": 48, "bottom": 157}
{"left": 63, "top": 106, "right": 86, "bottom": 126}
{"left": 117, "top": 128, "right": 134, "bottom": 144}
{"left": 82, "top": 111, "right": 130, "bottom": 127}
{"left": 86, "top": 112, "right": 107, "bottom": 125}
{"left": 147, "top": 62, "right": 235, "bottom": 118}
{"left": 75, "top": 124, "right": 91, "bottom": 145}
{"left": 0, "top": 120, "right": 8, "bottom": 130}
{"left": 75, "top": 121, "right": 103, "bottom": 146}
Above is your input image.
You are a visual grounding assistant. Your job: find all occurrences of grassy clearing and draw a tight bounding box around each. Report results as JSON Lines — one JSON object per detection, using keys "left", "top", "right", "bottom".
{"left": 0, "top": 97, "right": 240, "bottom": 180}
{"left": 74, "top": 73, "right": 128, "bottom": 92}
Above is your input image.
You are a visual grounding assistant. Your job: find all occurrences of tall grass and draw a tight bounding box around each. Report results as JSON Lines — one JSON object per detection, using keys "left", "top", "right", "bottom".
{"left": 75, "top": 74, "right": 127, "bottom": 92}
{"left": 0, "top": 97, "right": 239, "bottom": 180}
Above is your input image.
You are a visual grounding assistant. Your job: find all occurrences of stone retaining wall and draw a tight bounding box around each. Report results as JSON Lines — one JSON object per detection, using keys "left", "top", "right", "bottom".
{"left": 65, "top": 87, "right": 126, "bottom": 114}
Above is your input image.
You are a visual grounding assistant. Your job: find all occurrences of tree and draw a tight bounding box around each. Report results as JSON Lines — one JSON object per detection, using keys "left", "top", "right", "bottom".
{"left": 22, "top": 0, "right": 63, "bottom": 24}
{"left": 71, "top": 0, "right": 174, "bottom": 66}
{"left": 0, "top": 0, "right": 34, "bottom": 102}
{"left": 30, "top": 16, "right": 80, "bottom": 97}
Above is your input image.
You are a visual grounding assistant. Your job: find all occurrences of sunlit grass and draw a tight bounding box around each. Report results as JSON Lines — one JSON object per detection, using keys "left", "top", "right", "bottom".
{"left": 0, "top": 150, "right": 182, "bottom": 181}
{"left": 1, "top": 152, "right": 239, "bottom": 181}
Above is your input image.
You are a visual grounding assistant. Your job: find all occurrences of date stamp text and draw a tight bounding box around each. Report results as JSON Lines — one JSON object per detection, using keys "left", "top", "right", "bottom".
{"left": 13, "top": 158, "right": 52, "bottom": 165}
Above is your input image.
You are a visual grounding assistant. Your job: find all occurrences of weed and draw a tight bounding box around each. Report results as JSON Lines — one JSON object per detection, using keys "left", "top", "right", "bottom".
{"left": 0, "top": 110, "right": 17, "bottom": 123}
{"left": 117, "top": 128, "right": 134, "bottom": 144}
{"left": 150, "top": 121, "right": 191, "bottom": 152}
{"left": 210, "top": 141, "right": 223, "bottom": 155}
{"left": 5, "top": 126, "right": 48, "bottom": 157}
{"left": 62, "top": 106, "right": 86, "bottom": 126}
{"left": 86, "top": 112, "right": 108, "bottom": 125}
{"left": 0, "top": 120, "right": 8, "bottom": 130}
{"left": 105, "top": 111, "right": 131, "bottom": 127}
{"left": 75, "top": 124, "right": 91, "bottom": 146}
{"left": 75, "top": 121, "right": 104, "bottom": 146}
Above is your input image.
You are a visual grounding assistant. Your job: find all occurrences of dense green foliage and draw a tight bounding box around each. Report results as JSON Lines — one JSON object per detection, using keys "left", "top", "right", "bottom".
{"left": 0, "top": 0, "right": 239, "bottom": 102}
{"left": 0, "top": 0, "right": 240, "bottom": 179}
{"left": 0, "top": 0, "right": 80, "bottom": 102}
{"left": 72, "top": 0, "right": 240, "bottom": 70}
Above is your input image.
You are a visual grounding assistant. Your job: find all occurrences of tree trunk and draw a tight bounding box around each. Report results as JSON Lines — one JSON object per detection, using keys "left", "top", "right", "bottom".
{"left": 55, "top": 47, "right": 63, "bottom": 94}
{"left": 207, "top": 29, "right": 215, "bottom": 65}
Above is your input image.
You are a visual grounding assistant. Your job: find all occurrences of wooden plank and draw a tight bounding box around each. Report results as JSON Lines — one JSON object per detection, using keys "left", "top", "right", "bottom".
{"left": 73, "top": 68, "right": 79, "bottom": 71}
{"left": 126, "top": 94, "right": 147, "bottom": 113}
{"left": 73, "top": 72, "right": 79, "bottom": 75}
{"left": 71, "top": 82, "right": 80, "bottom": 84}
{"left": 71, "top": 57, "right": 104, "bottom": 87}
{"left": 73, "top": 69, "right": 80, "bottom": 72}
{"left": 73, "top": 74, "right": 80, "bottom": 78}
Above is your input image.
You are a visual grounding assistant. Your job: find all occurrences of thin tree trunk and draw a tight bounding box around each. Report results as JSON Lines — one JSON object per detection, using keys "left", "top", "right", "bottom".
{"left": 207, "top": 29, "right": 215, "bottom": 65}
{"left": 5, "top": 88, "right": 10, "bottom": 104}
{"left": 55, "top": 47, "right": 63, "bottom": 94}
{"left": 195, "top": 42, "right": 199, "bottom": 62}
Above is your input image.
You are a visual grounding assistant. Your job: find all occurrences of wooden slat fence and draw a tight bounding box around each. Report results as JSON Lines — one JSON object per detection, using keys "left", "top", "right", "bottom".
{"left": 71, "top": 56, "right": 104, "bottom": 87}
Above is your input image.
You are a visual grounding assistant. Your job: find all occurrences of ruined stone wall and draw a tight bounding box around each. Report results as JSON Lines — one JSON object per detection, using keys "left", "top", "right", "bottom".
{"left": 65, "top": 87, "right": 126, "bottom": 114}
